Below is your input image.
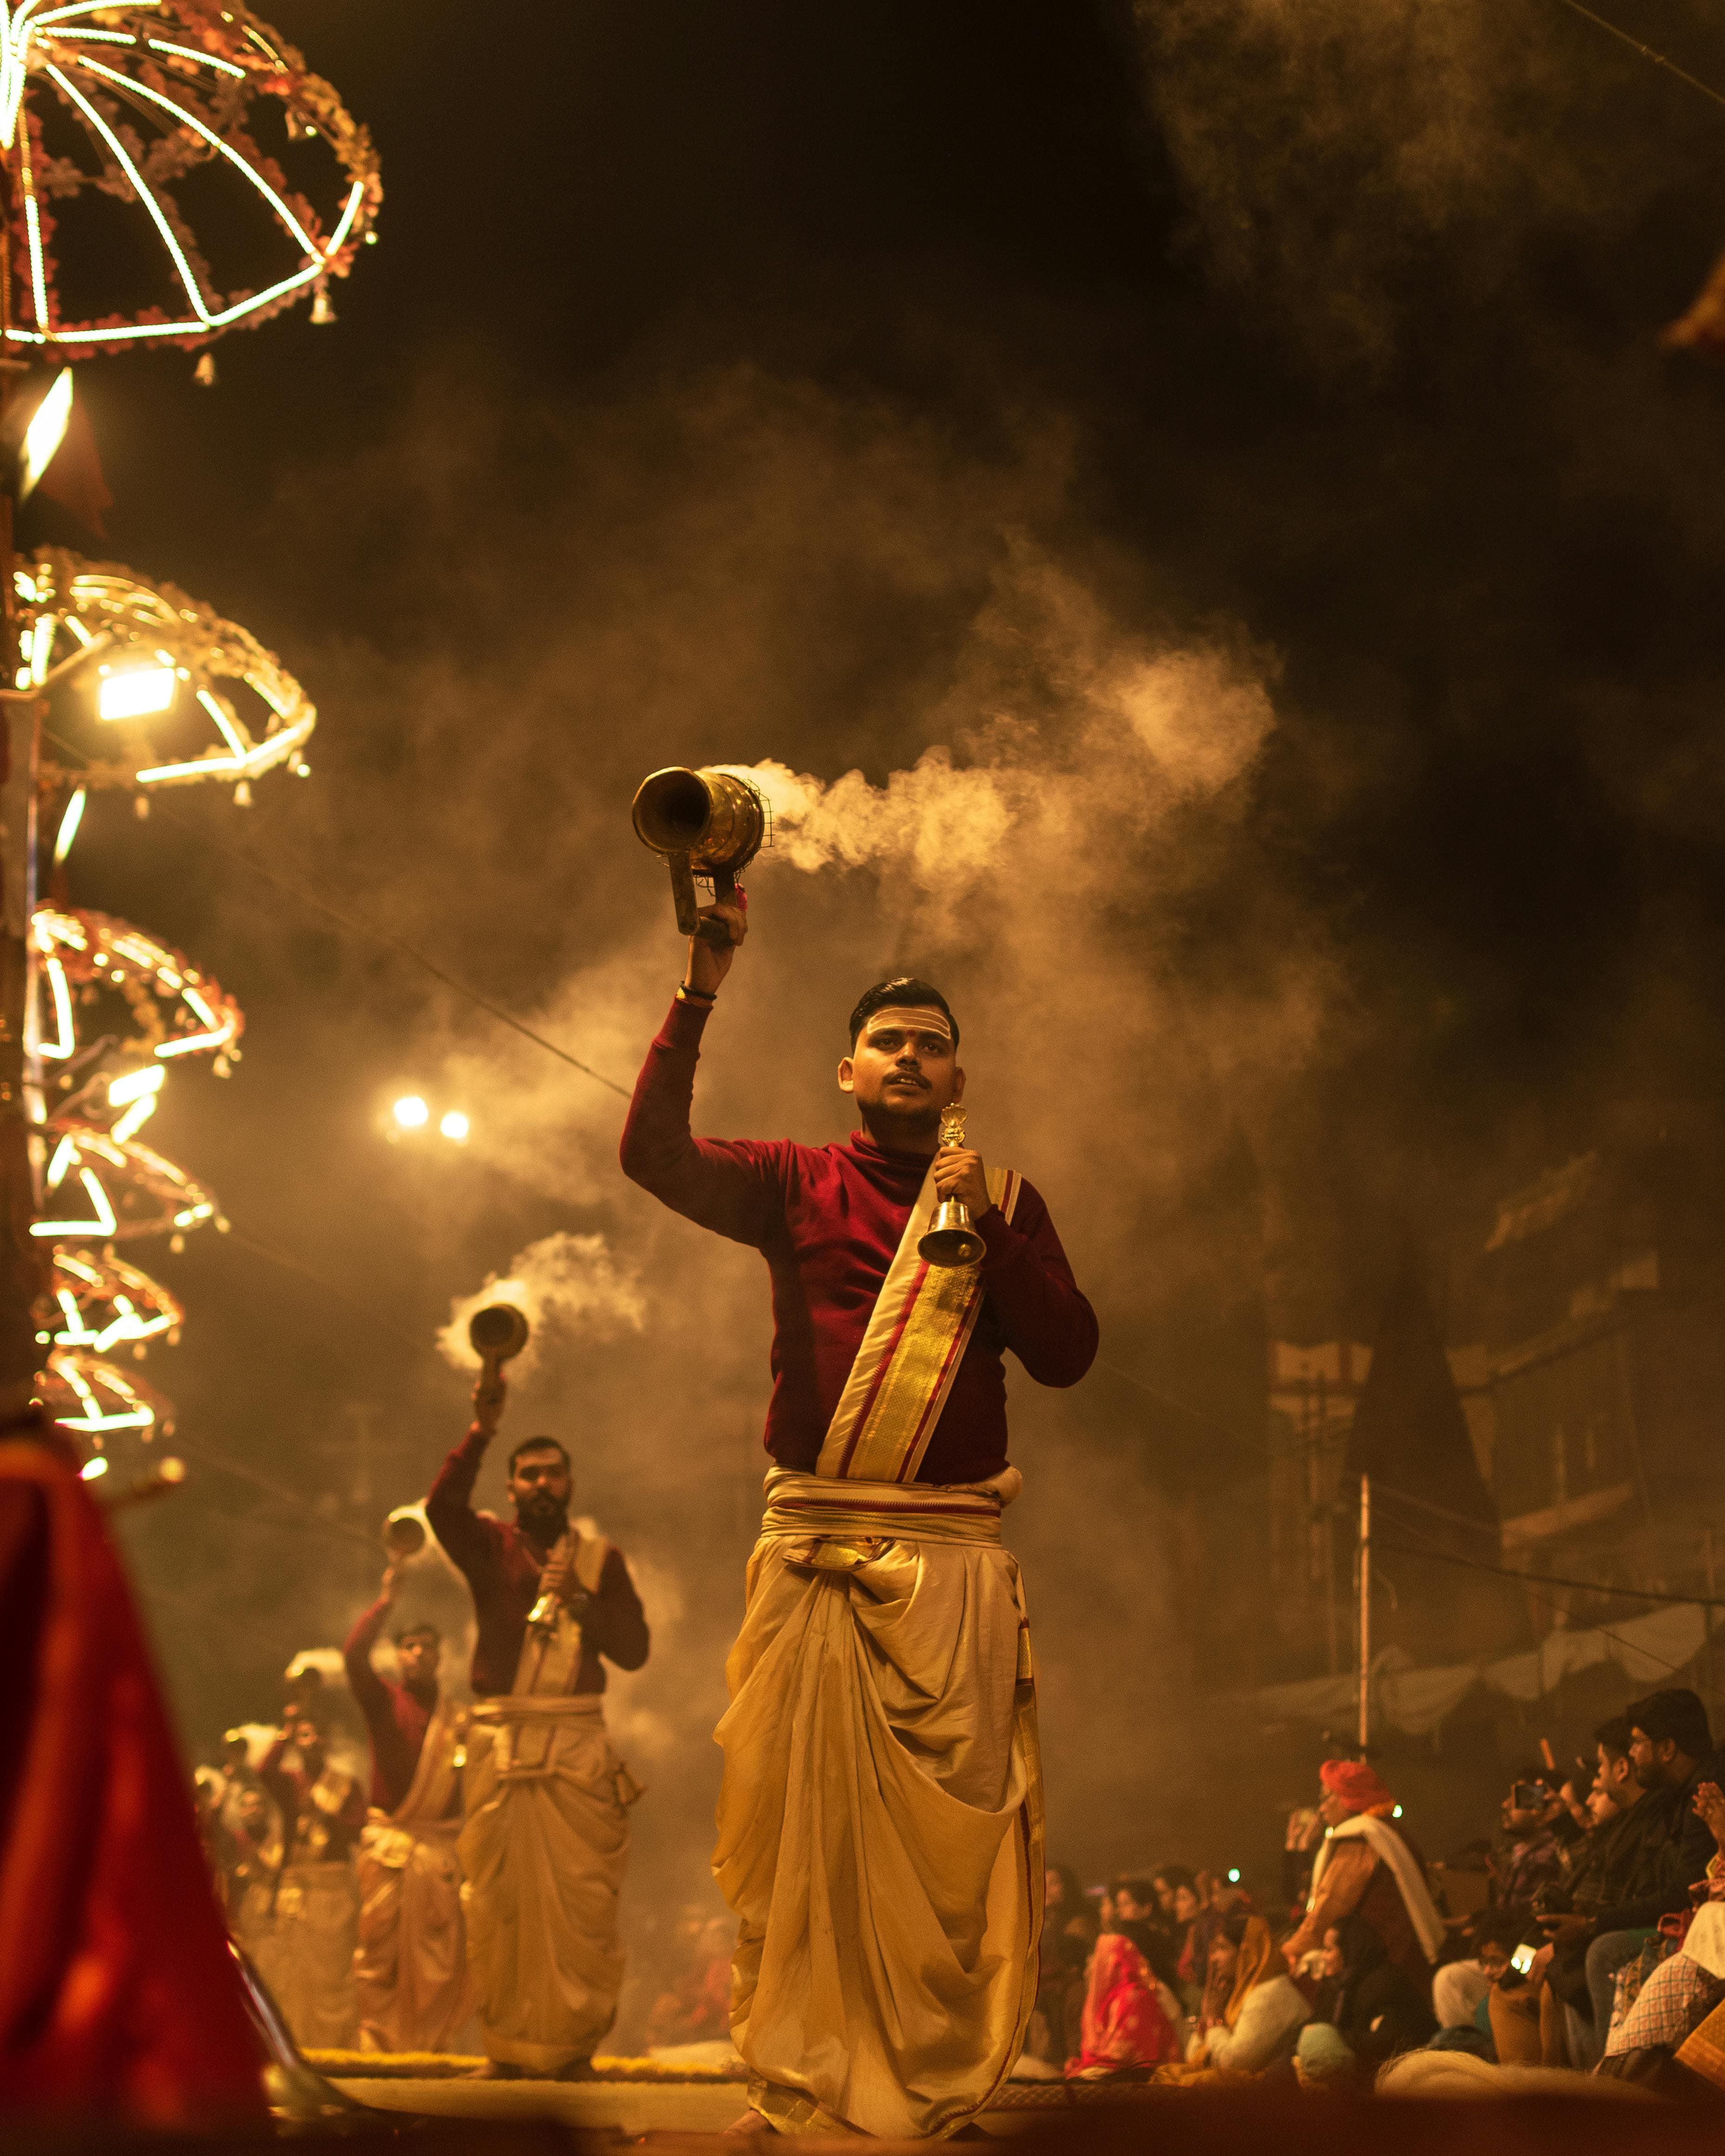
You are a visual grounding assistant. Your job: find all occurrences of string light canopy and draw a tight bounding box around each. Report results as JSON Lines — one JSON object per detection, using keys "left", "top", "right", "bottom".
{"left": 0, "top": 0, "right": 381, "bottom": 356}
{"left": 34, "top": 1123, "right": 220, "bottom": 1241}
{"left": 23, "top": 548, "right": 314, "bottom": 795}
{"left": 42, "top": 1344, "right": 175, "bottom": 1438}
{"left": 46, "top": 1243, "right": 181, "bottom": 1354}
{"left": 35, "top": 905, "right": 243, "bottom": 1078}
{"left": 27, "top": 906, "right": 229, "bottom": 1446}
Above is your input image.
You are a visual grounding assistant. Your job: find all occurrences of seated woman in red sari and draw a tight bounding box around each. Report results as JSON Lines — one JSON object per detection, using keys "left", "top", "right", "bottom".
{"left": 1065, "top": 1921, "right": 1186, "bottom": 2078}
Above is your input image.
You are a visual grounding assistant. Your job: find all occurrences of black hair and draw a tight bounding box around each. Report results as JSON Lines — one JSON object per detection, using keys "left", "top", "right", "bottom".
{"left": 847, "top": 978, "right": 959, "bottom": 1048}
{"left": 1111, "top": 1875, "right": 1160, "bottom": 1911}
{"left": 1046, "top": 1862, "right": 1084, "bottom": 1913}
{"left": 1220, "top": 1910, "right": 1253, "bottom": 1949}
{"left": 394, "top": 1621, "right": 441, "bottom": 1646}
{"left": 508, "top": 1435, "right": 571, "bottom": 1475}
{"left": 1625, "top": 1687, "right": 1712, "bottom": 1764}
{"left": 1117, "top": 1916, "right": 1180, "bottom": 1987}
{"left": 1467, "top": 1908, "right": 1530, "bottom": 1953}
{"left": 1154, "top": 1863, "right": 1198, "bottom": 1895}
{"left": 1594, "top": 1715, "right": 1634, "bottom": 1762}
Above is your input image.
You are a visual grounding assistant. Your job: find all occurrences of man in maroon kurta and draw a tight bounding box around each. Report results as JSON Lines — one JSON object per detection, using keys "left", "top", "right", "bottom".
{"left": 344, "top": 1576, "right": 444, "bottom": 1813}
{"left": 343, "top": 1570, "right": 472, "bottom": 2051}
{"left": 620, "top": 892, "right": 1096, "bottom": 2139}
{"left": 619, "top": 1000, "right": 1094, "bottom": 1487}
{"left": 255, "top": 1712, "right": 367, "bottom": 2048}
{"left": 426, "top": 1402, "right": 649, "bottom": 2077}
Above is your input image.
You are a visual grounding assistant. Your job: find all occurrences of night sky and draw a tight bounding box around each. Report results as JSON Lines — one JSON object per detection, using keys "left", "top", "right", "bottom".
{"left": 30, "top": 0, "right": 1725, "bottom": 1914}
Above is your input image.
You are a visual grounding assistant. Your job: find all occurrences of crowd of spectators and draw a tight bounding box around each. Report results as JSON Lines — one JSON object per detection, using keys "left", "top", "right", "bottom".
{"left": 1024, "top": 1685, "right": 1725, "bottom": 2097}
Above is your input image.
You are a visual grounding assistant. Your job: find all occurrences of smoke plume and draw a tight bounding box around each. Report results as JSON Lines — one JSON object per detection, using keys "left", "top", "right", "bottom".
{"left": 437, "top": 1232, "right": 645, "bottom": 1378}
{"left": 1135, "top": 0, "right": 1725, "bottom": 361}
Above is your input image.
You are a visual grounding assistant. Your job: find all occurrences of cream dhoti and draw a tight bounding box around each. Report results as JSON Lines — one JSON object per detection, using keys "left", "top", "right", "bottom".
{"left": 715, "top": 1470, "right": 1043, "bottom": 2139}
{"left": 253, "top": 1862, "right": 360, "bottom": 2049}
{"left": 458, "top": 1693, "right": 631, "bottom": 2072}
{"left": 354, "top": 1817, "right": 468, "bottom": 2051}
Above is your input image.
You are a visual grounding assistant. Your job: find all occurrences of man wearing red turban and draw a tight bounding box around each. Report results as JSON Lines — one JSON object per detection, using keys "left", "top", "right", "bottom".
{"left": 1282, "top": 1757, "right": 1446, "bottom": 1996}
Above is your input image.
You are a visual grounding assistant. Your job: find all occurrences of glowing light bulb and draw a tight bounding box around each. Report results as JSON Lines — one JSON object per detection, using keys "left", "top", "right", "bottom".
{"left": 109, "top": 1066, "right": 164, "bottom": 1108}
{"left": 19, "top": 368, "right": 73, "bottom": 501}
{"left": 439, "top": 1111, "right": 469, "bottom": 1143}
{"left": 1227, "top": 1868, "right": 1241, "bottom": 1883}
{"left": 79, "top": 1455, "right": 109, "bottom": 1480}
{"left": 392, "top": 1095, "right": 428, "bottom": 1129}
{"left": 98, "top": 665, "right": 177, "bottom": 721}
{"left": 52, "top": 787, "right": 86, "bottom": 865}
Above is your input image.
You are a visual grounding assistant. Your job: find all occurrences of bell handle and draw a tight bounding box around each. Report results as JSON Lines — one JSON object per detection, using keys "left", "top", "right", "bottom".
{"left": 668, "top": 853, "right": 700, "bottom": 936}
{"left": 691, "top": 864, "right": 740, "bottom": 946}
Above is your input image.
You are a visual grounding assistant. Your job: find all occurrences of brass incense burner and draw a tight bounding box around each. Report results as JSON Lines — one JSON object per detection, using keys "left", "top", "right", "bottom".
{"left": 631, "top": 765, "right": 766, "bottom": 942}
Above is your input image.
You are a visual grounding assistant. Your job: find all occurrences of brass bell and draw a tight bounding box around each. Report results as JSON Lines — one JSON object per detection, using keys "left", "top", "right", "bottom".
{"left": 917, "top": 1105, "right": 985, "bottom": 1268}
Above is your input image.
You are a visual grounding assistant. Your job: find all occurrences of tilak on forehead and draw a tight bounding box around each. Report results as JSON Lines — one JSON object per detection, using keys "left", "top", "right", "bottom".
{"left": 861, "top": 1006, "right": 954, "bottom": 1044}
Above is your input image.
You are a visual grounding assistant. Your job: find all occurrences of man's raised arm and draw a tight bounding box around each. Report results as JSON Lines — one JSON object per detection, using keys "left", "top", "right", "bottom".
{"left": 618, "top": 895, "right": 780, "bottom": 1247}
{"left": 342, "top": 1572, "right": 395, "bottom": 1718}
{"left": 425, "top": 1373, "right": 507, "bottom": 1584}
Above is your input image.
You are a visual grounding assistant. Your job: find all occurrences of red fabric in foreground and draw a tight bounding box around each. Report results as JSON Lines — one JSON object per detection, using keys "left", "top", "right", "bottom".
{"left": 0, "top": 1438, "right": 264, "bottom": 2123}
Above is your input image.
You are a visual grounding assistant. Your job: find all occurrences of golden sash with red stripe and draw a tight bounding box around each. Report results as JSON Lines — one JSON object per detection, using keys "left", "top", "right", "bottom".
{"left": 815, "top": 1159, "right": 1020, "bottom": 1484}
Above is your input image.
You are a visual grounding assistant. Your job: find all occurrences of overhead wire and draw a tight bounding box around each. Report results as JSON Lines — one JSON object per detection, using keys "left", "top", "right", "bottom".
{"left": 223, "top": 1227, "right": 427, "bottom": 1352}
{"left": 37, "top": 723, "right": 632, "bottom": 1098}
{"left": 1372, "top": 1523, "right": 1725, "bottom": 1612}
{"left": 1550, "top": 0, "right": 1725, "bottom": 117}
{"left": 144, "top": 795, "right": 634, "bottom": 1099}
{"left": 1370, "top": 1496, "right": 1704, "bottom": 1682}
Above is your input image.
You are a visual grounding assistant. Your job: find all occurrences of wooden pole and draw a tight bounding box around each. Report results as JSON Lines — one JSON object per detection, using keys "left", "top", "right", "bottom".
{"left": 0, "top": 163, "right": 45, "bottom": 1407}
{"left": 1358, "top": 1471, "right": 1372, "bottom": 1751}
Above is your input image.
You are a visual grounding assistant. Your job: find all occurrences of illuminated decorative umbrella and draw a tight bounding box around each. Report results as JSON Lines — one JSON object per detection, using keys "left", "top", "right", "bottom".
{"left": 0, "top": 1, "right": 369, "bottom": 1439}
{"left": 29, "top": 903, "right": 235, "bottom": 1443}
{"left": 35, "top": 906, "right": 244, "bottom": 1078}
{"left": 34, "top": 1125, "right": 219, "bottom": 1242}
{"left": 0, "top": 0, "right": 381, "bottom": 355}
{"left": 46, "top": 1243, "right": 182, "bottom": 1353}
{"left": 41, "top": 1345, "right": 175, "bottom": 1440}
{"left": 23, "top": 546, "right": 314, "bottom": 795}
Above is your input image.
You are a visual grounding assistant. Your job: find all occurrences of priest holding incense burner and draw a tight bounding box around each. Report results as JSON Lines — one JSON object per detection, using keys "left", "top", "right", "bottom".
{"left": 621, "top": 898, "right": 1097, "bottom": 2139}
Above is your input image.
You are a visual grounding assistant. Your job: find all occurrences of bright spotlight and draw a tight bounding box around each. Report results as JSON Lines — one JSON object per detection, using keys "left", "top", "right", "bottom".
{"left": 79, "top": 1455, "right": 109, "bottom": 1481}
{"left": 98, "top": 666, "right": 178, "bottom": 722}
{"left": 392, "top": 1096, "right": 429, "bottom": 1129}
{"left": 1226, "top": 1868, "right": 1241, "bottom": 1884}
{"left": 439, "top": 1111, "right": 470, "bottom": 1143}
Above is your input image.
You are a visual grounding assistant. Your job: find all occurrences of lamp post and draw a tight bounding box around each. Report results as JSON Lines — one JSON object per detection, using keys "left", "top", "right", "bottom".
{"left": 1357, "top": 1472, "right": 1372, "bottom": 1751}
{"left": 0, "top": 1, "right": 378, "bottom": 1423}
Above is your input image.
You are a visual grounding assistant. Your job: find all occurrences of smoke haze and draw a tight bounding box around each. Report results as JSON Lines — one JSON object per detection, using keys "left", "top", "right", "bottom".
{"left": 41, "top": 0, "right": 1725, "bottom": 2013}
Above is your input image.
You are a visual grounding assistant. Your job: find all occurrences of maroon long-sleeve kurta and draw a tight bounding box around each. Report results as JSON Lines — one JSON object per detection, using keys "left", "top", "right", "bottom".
{"left": 258, "top": 1737, "right": 367, "bottom": 1866}
{"left": 342, "top": 1594, "right": 448, "bottom": 1814}
{"left": 619, "top": 995, "right": 1098, "bottom": 1485}
{"left": 425, "top": 1433, "right": 650, "bottom": 1699}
